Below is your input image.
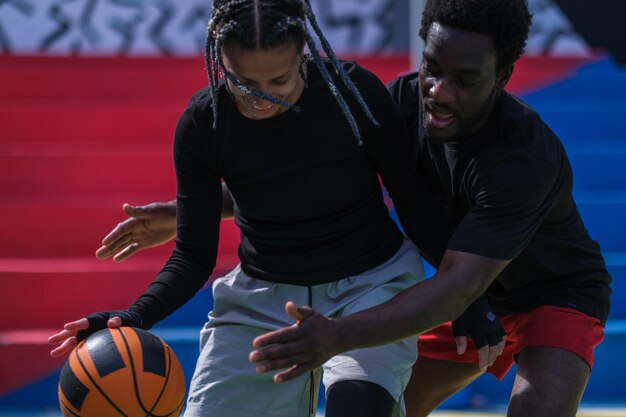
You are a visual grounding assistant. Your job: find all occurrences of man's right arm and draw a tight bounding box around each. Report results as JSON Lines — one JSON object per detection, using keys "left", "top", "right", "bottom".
{"left": 95, "top": 183, "right": 234, "bottom": 262}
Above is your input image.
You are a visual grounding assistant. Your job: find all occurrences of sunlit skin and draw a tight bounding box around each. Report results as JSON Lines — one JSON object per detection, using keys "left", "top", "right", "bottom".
{"left": 419, "top": 22, "right": 512, "bottom": 142}
{"left": 221, "top": 42, "right": 306, "bottom": 120}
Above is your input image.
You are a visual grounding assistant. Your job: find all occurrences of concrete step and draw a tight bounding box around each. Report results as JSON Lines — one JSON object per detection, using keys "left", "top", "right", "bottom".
{"left": 529, "top": 98, "right": 626, "bottom": 111}
{"left": 566, "top": 140, "right": 626, "bottom": 156}
{"left": 0, "top": 105, "right": 179, "bottom": 156}
{"left": 0, "top": 254, "right": 238, "bottom": 329}
{"left": 569, "top": 154, "right": 626, "bottom": 190}
{"left": 0, "top": 325, "right": 201, "bottom": 407}
{"left": 576, "top": 200, "right": 626, "bottom": 252}
{"left": 523, "top": 58, "right": 626, "bottom": 101}
{"left": 533, "top": 109, "right": 626, "bottom": 142}
{"left": 604, "top": 254, "right": 626, "bottom": 320}
{"left": 0, "top": 260, "right": 241, "bottom": 330}
{"left": 0, "top": 154, "right": 176, "bottom": 204}
{"left": 0, "top": 55, "right": 412, "bottom": 107}
{"left": 0, "top": 289, "right": 217, "bottom": 403}
{"left": 0, "top": 205, "right": 239, "bottom": 258}
{"left": 0, "top": 205, "right": 178, "bottom": 258}
{"left": 0, "top": 56, "right": 206, "bottom": 105}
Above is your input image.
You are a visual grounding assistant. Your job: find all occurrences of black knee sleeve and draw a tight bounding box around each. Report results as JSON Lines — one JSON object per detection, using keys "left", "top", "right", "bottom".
{"left": 325, "top": 380, "right": 396, "bottom": 417}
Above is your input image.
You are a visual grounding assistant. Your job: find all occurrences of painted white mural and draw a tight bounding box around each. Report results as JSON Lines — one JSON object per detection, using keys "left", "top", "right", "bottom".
{"left": 0, "top": 0, "right": 403, "bottom": 56}
{"left": 526, "top": 0, "right": 591, "bottom": 56}
{"left": 0, "top": 0, "right": 593, "bottom": 57}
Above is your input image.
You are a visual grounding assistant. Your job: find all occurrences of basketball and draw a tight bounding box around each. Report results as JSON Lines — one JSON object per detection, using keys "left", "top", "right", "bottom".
{"left": 58, "top": 327, "right": 186, "bottom": 417}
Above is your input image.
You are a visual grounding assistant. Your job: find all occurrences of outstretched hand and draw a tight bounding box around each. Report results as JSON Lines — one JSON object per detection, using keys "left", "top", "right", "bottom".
{"left": 48, "top": 316, "right": 122, "bottom": 358}
{"left": 48, "top": 310, "right": 143, "bottom": 358}
{"left": 95, "top": 202, "right": 177, "bottom": 262}
{"left": 249, "top": 302, "right": 340, "bottom": 384}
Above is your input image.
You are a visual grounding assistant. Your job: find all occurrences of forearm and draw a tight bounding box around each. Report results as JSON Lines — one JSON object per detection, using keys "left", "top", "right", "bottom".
{"left": 168, "top": 183, "right": 234, "bottom": 220}
{"left": 333, "top": 274, "right": 473, "bottom": 351}
{"left": 332, "top": 250, "right": 507, "bottom": 353}
{"left": 131, "top": 258, "right": 214, "bottom": 328}
{"left": 250, "top": 251, "right": 509, "bottom": 383}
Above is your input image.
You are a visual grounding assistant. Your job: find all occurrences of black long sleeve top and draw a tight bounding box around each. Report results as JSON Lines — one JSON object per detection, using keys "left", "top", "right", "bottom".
{"left": 130, "top": 60, "right": 443, "bottom": 327}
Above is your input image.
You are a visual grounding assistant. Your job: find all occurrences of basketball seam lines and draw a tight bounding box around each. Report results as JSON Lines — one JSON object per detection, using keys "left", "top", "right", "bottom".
{"left": 150, "top": 346, "right": 186, "bottom": 417}
{"left": 75, "top": 340, "right": 129, "bottom": 417}
{"left": 119, "top": 327, "right": 180, "bottom": 417}
{"left": 148, "top": 345, "right": 173, "bottom": 416}
{"left": 118, "top": 327, "right": 156, "bottom": 417}
{"left": 59, "top": 396, "right": 82, "bottom": 417}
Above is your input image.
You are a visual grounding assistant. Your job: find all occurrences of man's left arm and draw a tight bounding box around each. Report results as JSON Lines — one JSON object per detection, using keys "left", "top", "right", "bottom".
{"left": 250, "top": 248, "right": 510, "bottom": 383}
{"left": 250, "top": 154, "right": 559, "bottom": 383}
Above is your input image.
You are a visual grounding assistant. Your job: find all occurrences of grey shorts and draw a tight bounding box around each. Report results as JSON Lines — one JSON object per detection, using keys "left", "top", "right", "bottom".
{"left": 183, "top": 239, "right": 424, "bottom": 417}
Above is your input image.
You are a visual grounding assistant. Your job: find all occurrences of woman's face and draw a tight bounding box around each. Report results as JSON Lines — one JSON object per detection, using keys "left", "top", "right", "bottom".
{"left": 221, "top": 42, "right": 305, "bottom": 120}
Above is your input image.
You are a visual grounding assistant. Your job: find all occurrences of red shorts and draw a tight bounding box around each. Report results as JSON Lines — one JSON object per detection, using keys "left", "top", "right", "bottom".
{"left": 418, "top": 306, "right": 605, "bottom": 380}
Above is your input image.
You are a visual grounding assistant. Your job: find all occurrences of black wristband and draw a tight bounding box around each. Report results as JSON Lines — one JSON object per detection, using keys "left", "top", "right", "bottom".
{"left": 76, "top": 309, "right": 145, "bottom": 342}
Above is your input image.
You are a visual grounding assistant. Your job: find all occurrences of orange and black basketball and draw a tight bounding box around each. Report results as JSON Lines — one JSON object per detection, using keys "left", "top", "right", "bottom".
{"left": 58, "top": 327, "right": 185, "bottom": 417}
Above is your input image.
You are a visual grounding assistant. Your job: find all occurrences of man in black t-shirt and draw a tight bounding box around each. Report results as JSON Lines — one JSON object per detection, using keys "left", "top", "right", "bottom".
{"left": 248, "top": 1, "right": 611, "bottom": 417}
{"left": 385, "top": 1, "right": 611, "bottom": 414}
{"left": 390, "top": 74, "right": 611, "bottom": 415}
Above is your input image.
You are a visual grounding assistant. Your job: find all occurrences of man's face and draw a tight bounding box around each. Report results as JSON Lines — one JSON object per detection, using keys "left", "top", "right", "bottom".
{"left": 418, "top": 22, "right": 510, "bottom": 142}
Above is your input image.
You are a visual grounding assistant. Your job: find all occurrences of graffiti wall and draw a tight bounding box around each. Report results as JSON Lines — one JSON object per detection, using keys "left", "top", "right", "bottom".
{"left": 0, "top": 0, "right": 409, "bottom": 56}
{"left": 0, "top": 0, "right": 624, "bottom": 61}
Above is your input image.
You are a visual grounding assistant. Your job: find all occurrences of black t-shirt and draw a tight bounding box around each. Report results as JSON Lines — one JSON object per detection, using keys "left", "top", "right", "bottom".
{"left": 130, "top": 61, "right": 435, "bottom": 326}
{"left": 388, "top": 72, "right": 611, "bottom": 324}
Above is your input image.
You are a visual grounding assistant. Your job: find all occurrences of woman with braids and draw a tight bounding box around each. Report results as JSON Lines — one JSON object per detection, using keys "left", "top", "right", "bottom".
{"left": 48, "top": 1, "right": 460, "bottom": 416}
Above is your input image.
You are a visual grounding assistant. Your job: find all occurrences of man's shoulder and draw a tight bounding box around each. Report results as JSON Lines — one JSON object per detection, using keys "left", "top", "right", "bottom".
{"left": 386, "top": 71, "right": 420, "bottom": 101}
{"left": 470, "top": 92, "right": 565, "bottom": 186}
{"left": 386, "top": 71, "right": 421, "bottom": 124}
{"left": 494, "top": 92, "right": 563, "bottom": 156}
{"left": 497, "top": 92, "right": 552, "bottom": 138}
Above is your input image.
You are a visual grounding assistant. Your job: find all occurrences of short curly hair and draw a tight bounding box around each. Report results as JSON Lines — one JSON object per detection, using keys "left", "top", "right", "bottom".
{"left": 419, "top": 0, "right": 532, "bottom": 70}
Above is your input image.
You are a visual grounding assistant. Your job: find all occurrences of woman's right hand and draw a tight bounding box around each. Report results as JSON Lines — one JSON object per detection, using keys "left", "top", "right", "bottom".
{"left": 95, "top": 202, "right": 177, "bottom": 262}
{"left": 48, "top": 310, "right": 143, "bottom": 358}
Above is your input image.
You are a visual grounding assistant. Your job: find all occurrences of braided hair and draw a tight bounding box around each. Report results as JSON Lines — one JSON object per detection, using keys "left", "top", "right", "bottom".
{"left": 205, "top": 0, "right": 379, "bottom": 144}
